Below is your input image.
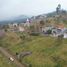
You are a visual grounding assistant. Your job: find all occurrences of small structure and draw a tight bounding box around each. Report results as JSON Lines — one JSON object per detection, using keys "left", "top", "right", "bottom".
{"left": 42, "top": 26, "right": 53, "bottom": 33}
{"left": 52, "top": 26, "right": 67, "bottom": 38}
{"left": 8, "top": 23, "right": 18, "bottom": 28}
{"left": 64, "top": 33, "right": 67, "bottom": 38}
{"left": 18, "top": 26, "right": 25, "bottom": 32}
{"left": 13, "top": 23, "right": 18, "bottom": 27}
{"left": 63, "top": 28, "right": 67, "bottom": 38}
{"left": 52, "top": 23, "right": 65, "bottom": 37}
{"left": 8, "top": 23, "right": 20, "bottom": 32}
{"left": 55, "top": 23, "right": 64, "bottom": 30}
{"left": 24, "top": 19, "right": 30, "bottom": 27}
{"left": 0, "top": 30, "right": 5, "bottom": 38}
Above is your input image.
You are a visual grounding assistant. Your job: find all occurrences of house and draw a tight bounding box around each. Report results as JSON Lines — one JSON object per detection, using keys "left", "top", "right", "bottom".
{"left": 0, "top": 30, "right": 5, "bottom": 37}
{"left": 52, "top": 23, "right": 65, "bottom": 37}
{"left": 55, "top": 23, "right": 64, "bottom": 29}
{"left": 24, "top": 19, "right": 31, "bottom": 27}
{"left": 12, "top": 23, "right": 18, "bottom": 27}
{"left": 63, "top": 28, "right": 67, "bottom": 38}
{"left": 64, "top": 33, "right": 67, "bottom": 38}
{"left": 42, "top": 26, "right": 53, "bottom": 33}
{"left": 18, "top": 26, "right": 25, "bottom": 32}
{"left": 52, "top": 28, "right": 63, "bottom": 37}
{"left": 8, "top": 23, "right": 19, "bottom": 32}
{"left": 52, "top": 24, "right": 67, "bottom": 38}
{"left": 8, "top": 23, "right": 18, "bottom": 28}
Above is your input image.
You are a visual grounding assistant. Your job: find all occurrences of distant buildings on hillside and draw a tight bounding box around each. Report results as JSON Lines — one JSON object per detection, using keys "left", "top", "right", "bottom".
{"left": 0, "top": 4, "right": 67, "bottom": 38}
{"left": 8, "top": 18, "right": 32, "bottom": 32}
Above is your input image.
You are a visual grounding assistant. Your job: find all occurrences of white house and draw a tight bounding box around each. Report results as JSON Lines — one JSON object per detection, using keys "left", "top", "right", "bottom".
{"left": 63, "top": 28, "right": 67, "bottom": 38}
{"left": 64, "top": 33, "right": 67, "bottom": 38}
{"left": 24, "top": 19, "right": 30, "bottom": 27}
{"left": 42, "top": 26, "right": 53, "bottom": 32}
{"left": 13, "top": 23, "right": 18, "bottom": 27}
{"left": 8, "top": 23, "right": 18, "bottom": 28}
{"left": 52, "top": 27, "right": 67, "bottom": 38}
{"left": 18, "top": 26, "right": 25, "bottom": 32}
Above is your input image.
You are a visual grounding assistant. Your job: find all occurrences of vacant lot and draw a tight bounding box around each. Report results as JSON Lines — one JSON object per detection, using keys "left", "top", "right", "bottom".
{"left": 0, "top": 32, "right": 67, "bottom": 67}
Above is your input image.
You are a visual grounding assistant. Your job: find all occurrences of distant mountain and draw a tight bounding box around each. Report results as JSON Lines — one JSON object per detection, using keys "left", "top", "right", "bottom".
{"left": 0, "top": 9, "right": 67, "bottom": 25}
{"left": 46, "top": 10, "right": 67, "bottom": 17}
{"left": 33, "top": 9, "right": 67, "bottom": 20}
{"left": 0, "top": 15, "right": 31, "bottom": 24}
{"left": 9, "top": 15, "right": 29, "bottom": 21}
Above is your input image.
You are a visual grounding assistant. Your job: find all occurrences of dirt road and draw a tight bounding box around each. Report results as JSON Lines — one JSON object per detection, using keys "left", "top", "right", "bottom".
{"left": 0, "top": 47, "right": 25, "bottom": 67}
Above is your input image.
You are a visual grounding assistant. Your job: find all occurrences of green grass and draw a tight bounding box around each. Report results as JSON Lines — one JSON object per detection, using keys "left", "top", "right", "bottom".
{"left": 0, "top": 32, "right": 67, "bottom": 67}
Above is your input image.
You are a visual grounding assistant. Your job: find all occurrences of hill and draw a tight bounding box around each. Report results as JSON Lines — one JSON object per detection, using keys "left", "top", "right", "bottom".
{"left": 31, "top": 9, "right": 67, "bottom": 28}
{"left": 0, "top": 32, "right": 67, "bottom": 67}
{"left": 0, "top": 15, "right": 31, "bottom": 24}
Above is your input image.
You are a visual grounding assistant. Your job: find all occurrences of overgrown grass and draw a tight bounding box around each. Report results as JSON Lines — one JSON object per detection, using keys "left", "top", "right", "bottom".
{"left": 0, "top": 32, "right": 67, "bottom": 67}
{"left": 0, "top": 53, "right": 17, "bottom": 67}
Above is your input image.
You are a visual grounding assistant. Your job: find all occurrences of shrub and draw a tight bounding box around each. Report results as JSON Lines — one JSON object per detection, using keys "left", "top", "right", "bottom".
{"left": 46, "top": 29, "right": 52, "bottom": 34}
{"left": 30, "top": 32, "right": 40, "bottom": 36}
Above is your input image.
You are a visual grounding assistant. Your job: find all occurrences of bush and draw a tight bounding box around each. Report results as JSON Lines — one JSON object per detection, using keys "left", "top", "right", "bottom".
{"left": 20, "top": 35, "right": 25, "bottom": 40}
{"left": 30, "top": 32, "right": 40, "bottom": 36}
{"left": 46, "top": 30, "right": 52, "bottom": 34}
{"left": 51, "top": 56, "right": 66, "bottom": 67}
{"left": 29, "top": 64, "right": 32, "bottom": 67}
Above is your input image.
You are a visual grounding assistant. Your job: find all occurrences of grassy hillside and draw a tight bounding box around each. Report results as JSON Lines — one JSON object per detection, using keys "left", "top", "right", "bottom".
{"left": 0, "top": 32, "right": 67, "bottom": 67}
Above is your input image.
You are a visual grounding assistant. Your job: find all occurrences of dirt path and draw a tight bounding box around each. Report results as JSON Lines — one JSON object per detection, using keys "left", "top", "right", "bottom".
{"left": 0, "top": 47, "right": 25, "bottom": 67}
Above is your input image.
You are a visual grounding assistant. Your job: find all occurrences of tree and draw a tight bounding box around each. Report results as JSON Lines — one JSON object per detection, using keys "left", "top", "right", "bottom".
{"left": 56, "top": 4, "right": 61, "bottom": 14}
{"left": 29, "top": 64, "right": 32, "bottom": 67}
{"left": 30, "top": 25, "right": 35, "bottom": 32}
{"left": 47, "top": 29, "right": 52, "bottom": 34}
{"left": 40, "top": 20, "right": 45, "bottom": 27}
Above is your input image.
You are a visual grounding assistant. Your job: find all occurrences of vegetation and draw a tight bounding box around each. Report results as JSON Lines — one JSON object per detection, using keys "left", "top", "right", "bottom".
{"left": 46, "top": 29, "right": 52, "bottom": 34}
{"left": 0, "top": 32, "right": 67, "bottom": 67}
{"left": 0, "top": 4, "right": 67, "bottom": 67}
{"left": 0, "top": 53, "right": 17, "bottom": 67}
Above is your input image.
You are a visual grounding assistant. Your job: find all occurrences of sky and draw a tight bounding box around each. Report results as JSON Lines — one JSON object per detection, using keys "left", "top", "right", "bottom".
{"left": 0, "top": 0, "right": 67, "bottom": 20}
